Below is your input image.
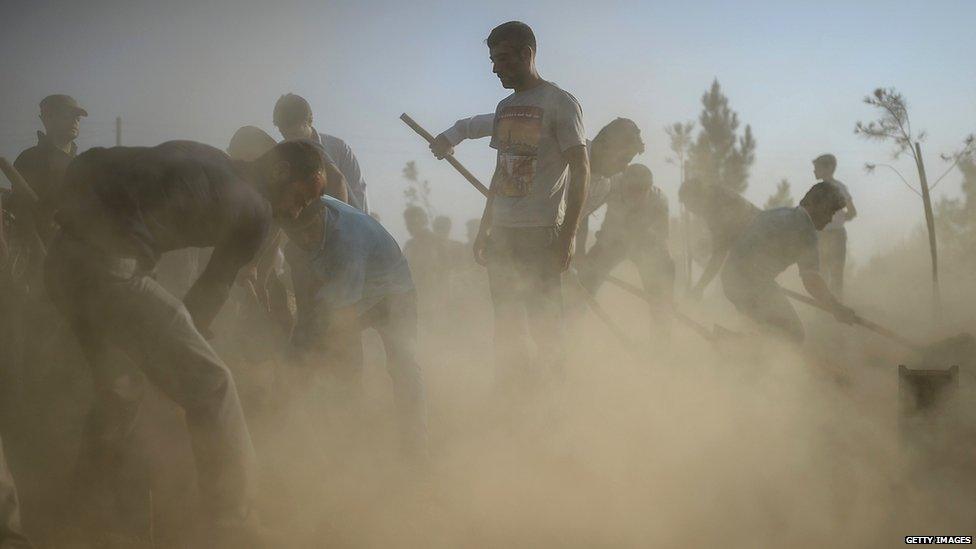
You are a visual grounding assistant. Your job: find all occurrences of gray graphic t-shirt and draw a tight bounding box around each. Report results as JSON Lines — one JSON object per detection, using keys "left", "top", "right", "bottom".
{"left": 489, "top": 81, "right": 586, "bottom": 228}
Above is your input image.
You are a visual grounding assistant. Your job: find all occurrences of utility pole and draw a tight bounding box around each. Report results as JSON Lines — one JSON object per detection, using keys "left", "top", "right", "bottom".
{"left": 115, "top": 116, "right": 122, "bottom": 146}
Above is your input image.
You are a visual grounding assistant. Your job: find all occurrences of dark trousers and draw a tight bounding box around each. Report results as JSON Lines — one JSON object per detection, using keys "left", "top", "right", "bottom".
{"left": 44, "top": 233, "right": 255, "bottom": 526}
{"left": 0, "top": 436, "right": 31, "bottom": 548}
{"left": 486, "top": 226, "right": 565, "bottom": 389}
{"left": 819, "top": 228, "right": 847, "bottom": 298}
{"left": 578, "top": 239, "right": 675, "bottom": 340}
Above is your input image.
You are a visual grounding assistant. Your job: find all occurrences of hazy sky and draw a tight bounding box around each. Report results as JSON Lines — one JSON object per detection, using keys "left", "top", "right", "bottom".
{"left": 1, "top": 0, "right": 974, "bottom": 261}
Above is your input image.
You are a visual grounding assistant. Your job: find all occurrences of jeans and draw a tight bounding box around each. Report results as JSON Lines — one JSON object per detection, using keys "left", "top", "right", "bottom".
{"left": 819, "top": 228, "right": 847, "bottom": 298}
{"left": 44, "top": 232, "right": 255, "bottom": 524}
{"left": 0, "top": 436, "right": 31, "bottom": 548}
{"left": 485, "top": 226, "right": 565, "bottom": 388}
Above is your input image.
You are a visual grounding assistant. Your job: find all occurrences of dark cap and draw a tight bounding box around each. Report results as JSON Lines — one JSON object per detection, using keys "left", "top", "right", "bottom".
{"left": 39, "top": 95, "right": 88, "bottom": 117}
{"left": 273, "top": 93, "right": 313, "bottom": 127}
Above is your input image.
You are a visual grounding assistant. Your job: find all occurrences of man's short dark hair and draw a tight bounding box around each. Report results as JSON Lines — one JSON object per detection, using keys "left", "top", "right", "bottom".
{"left": 800, "top": 181, "right": 846, "bottom": 211}
{"left": 624, "top": 163, "right": 653, "bottom": 185}
{"left": 593, "top": 118, "right": 645, "bottom": 154}
{"left": 404, "top": 205, "right": 428, "bottom": 222}
{"left": 486, "top": 21, "right": 536, "bottom": 52}
{"left": 813, "top": 153, "right": 837, "bottom": 171}
{"left": 263, "top": 140, "right": 326, "bottom": 180}
{"left": 273, "top": 93, "right": 313, "bottom": 127}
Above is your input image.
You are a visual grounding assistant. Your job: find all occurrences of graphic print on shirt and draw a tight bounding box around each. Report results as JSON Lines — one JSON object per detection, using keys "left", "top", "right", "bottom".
{"left": 494, "top": 106, "right": 543, "bottom": 197}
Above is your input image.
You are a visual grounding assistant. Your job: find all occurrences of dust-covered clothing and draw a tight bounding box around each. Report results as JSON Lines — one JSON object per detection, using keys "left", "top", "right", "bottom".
{"left": 724, "top": 206, "right": 820, "bottom": 283}
{"left": 488, "top": 81, "right": 586, "bottom": 228}
{"left": 54, "top": 141, "right": 272, "bottom": 333}
{"left": 722, "top": 276, "right": 805, "bottom": 343}
{"left": 311, "top": 130, "right": 370, "bottom": 213}
{"left": 721, "top": 206, "right": 819, "bottom": 343}
{"left": 699, "top": 185, "right": 761, "bottom": 255}
{"left": 598, "top": 186, "right": 670, "bottom": 249}
{"left": 44, "top": 233, "right": 256, "bottom": 523}
{"left": 285, "top": 197, "right": 427, "bottom": 454}
{"left": 0, "top": 436, "right": 31, "bottom": 548}
{"left": 486, "top": 226, "right": 565, "bottom": 387}
{"left": 579, "top": 187, "right": 675, "bottom": 338}
{"left": 45, "top": 140, "right": 268, "bottom": 524}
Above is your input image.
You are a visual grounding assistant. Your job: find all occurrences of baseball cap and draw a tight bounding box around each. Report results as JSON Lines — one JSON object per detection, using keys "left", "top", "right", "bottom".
{"left": 39, "top": 94, "right": 88, "bottom": 117}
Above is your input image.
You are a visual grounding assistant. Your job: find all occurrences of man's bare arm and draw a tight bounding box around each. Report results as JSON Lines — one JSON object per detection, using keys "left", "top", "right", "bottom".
{"left": 558, "top": 144, "right": 590, "bottom": 271}
{"left": 800, "top": 270, "right": 857, "bottom": 323}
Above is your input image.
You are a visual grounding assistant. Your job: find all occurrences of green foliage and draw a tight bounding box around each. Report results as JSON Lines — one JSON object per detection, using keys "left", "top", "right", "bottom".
{"left": 855, "top": 88, "right": 925, "bottom": 161}
{"left": 665, "top": 120, "right": 695, "bottom": 172}
{"left": 687, "top": 79, "right": 756, "bottom": 194}
{"left": 764, "top": 179, "right": 795, "bottom": 209}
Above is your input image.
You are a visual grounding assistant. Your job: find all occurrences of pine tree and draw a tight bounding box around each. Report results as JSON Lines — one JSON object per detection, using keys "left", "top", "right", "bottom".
{"left": 687, "top": 79, "right": 756, "bottom": 194}
{"left": 402, "top": 161, "right": 435, "bottom": 218}
{"left": 764, "top": 179, "right": 794, "bottom": 209}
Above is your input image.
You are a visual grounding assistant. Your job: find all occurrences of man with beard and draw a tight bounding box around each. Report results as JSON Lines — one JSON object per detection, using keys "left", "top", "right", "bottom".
{"left": 44, "top": 139, "right": 331, "bottom": 544}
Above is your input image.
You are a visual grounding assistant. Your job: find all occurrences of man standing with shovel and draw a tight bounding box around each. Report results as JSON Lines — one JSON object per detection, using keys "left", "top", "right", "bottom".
{"left": 428, "top": 21, "right": 589, "bottom": 391}
{"left": 720, "top": 182, "right": 858, "bottom": 344}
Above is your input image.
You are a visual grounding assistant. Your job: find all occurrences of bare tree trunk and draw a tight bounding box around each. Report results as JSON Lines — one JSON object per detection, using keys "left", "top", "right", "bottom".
{"left": 682, "top": 207, "right": 692, "bottom": 289}
{"left": 915, "top": 141, "right": 942, "bottom": 320}
{"left": 680, "top": 157, "right": 692, "bottom": 289}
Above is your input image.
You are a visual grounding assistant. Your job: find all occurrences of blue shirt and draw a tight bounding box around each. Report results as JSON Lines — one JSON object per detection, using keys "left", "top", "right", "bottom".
{"left": 313, "top": 130, "right": 370, "bottom": 213}
{"left": 726, "top": 206, "right": 820, "bottom": 282}
{"left": 306, "top": 196, "right": 413, "bottom": 312}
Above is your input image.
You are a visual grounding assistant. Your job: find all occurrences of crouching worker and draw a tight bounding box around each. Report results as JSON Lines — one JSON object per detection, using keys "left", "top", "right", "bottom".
{"left": 283, "top": 196, "right": 428, "bottom": 459}
{"left": 45, "top": 139, "right": 330, "bottom": 543}
{"left": 578, "top": 164, "right": 674, "bottom": 343}
{"left": 720, "top": 182, "right": 858, "bottom": 344}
